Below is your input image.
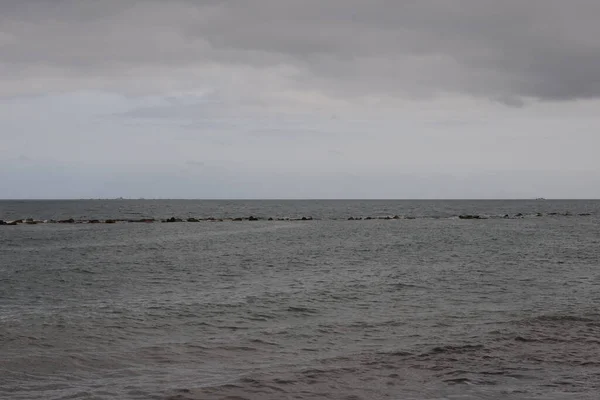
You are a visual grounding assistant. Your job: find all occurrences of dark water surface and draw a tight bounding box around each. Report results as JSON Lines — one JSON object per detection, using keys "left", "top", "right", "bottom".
{"left": 1, "top": 200, "right": 600, "bottom": 399}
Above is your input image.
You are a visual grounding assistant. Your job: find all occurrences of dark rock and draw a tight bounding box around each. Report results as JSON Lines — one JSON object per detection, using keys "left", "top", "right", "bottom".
{"left": 536, "top": 213, "right": 543, "bottom": 217}
{"left": 268, "top": 217, "right": 273, "bottom": 221}
{"left": 365, "top": 217, "right": 372, "bottom": 220}
{"left": 514, "top": 213, "right": 523, "bottom": 218}
{"left": 0, "top": 220, "right": 5, "bottom": 225}
{"left": 503, "top": 214, "right": 510, "bottom": 218}
{"left": 393, "top": 215, "right": 400, "bottom": 219}
{"left": 58, "top": 218, "right": 75, "bottom": 224}
{"left": 248, "top": 216, "right": 259, "bottom": 221}
{"left": 232, "top": 217, "right": 243, "bottom": 221}
{"left": 6, "top": 221, "right": 18, "bottom": 226}
{"left": 163, "top": 217, "right": 182, "bottom": 223}
{"left": 187, "top": 217, "right": 200, "bottom": 222}
{"left": 105, "top": 219, "right": 116, "bottom": 224}
{"left": 459, "top": 215, "right": 481, "bottom": 220}
{"left": 348, "top": 217, "right": 355, "bottom": 220}
{"left": 548, "top": 212, "right": 558, "bottom": 216}
{"left": 88, "top": 220, "right": 101, "bottom": 224}
{"left": 579, "top": 213, "right": 591, "bottom": 216}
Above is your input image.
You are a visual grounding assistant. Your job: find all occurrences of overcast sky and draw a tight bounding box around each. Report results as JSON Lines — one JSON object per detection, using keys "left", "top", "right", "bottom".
{"left": 1, "top": 0, "right": 600, "bottom": 199}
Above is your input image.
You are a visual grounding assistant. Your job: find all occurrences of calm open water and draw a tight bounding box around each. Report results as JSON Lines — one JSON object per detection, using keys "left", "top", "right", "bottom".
{"left": 1, "top": 200, "right": 600, "bottom": 400}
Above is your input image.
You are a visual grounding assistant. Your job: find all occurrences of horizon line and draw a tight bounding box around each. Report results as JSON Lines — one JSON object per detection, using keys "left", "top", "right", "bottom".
{"left": 1, "top": 198, "right": 597, "bottom": 201}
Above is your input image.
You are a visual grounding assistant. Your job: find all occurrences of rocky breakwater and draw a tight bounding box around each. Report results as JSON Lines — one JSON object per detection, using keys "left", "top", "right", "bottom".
{"left": 0, "top": 212, "right": 593, "bottom": 226}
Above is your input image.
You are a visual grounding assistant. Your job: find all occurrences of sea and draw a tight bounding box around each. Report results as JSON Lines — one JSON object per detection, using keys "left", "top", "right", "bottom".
{"left": 1, "top": 199, "right": 600, "bottom": 400}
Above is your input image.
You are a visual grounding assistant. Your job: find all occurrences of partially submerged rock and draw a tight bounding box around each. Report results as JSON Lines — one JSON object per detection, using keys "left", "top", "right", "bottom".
{"left": 459, "top": 215, "right": 482, "bottom": 219}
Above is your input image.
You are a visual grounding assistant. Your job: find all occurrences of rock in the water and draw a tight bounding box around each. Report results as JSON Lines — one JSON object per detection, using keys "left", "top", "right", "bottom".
{"left": 393, "top": 215, "right": 400, "bottom": 219}
{"left": 187, "top": 217, "right": 200, "bottom": 222}
{"left": 579, "top": 213, "right": 591, "bottom": 216}
{"left": 58, "top": 218, "right": 75, "bottom": 224}
{"left": 248, "top": 216, "right": 259, "bottom": 221}
{"left": 89, "top": 220, "right": 100, "bottom": 224}
{"left": 0, "top": 220, "right": 5, "bottom": 225}
{"left": 232, "top": 217, "right": 243, "bottom": 221}
{"left": 268, "top": 217, "right": 273, "bottom": 221}
{"left": 105, "top": 219, "right": 116, "bottom": 224}
{"left": 459, "top": 215, "right": 481, "bottom": 220}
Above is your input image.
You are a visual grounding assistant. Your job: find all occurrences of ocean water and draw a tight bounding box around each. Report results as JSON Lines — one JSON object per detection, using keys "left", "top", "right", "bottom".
{"left": 1, "top": 200, "right": 600, "bottom": 400}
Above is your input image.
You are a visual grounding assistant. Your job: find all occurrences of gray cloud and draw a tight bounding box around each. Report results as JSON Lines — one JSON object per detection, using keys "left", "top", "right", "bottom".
{"left": 1, "top": 0, "right": 600, "bottom": 102}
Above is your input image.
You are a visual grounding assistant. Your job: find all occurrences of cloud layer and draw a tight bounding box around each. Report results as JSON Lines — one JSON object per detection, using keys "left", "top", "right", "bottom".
{"left": 2, "top": 0, "right": 600, "bottom": 102}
